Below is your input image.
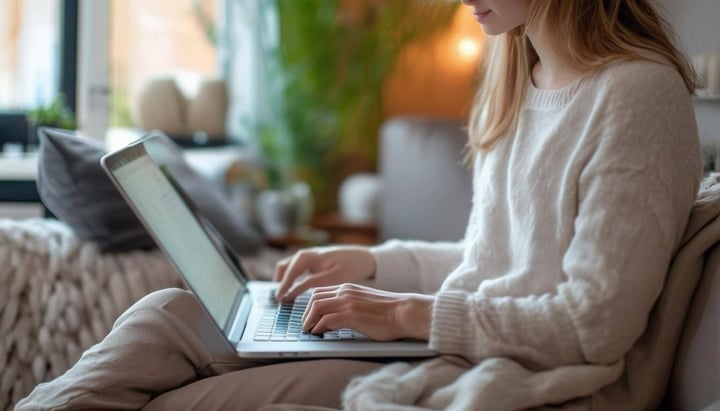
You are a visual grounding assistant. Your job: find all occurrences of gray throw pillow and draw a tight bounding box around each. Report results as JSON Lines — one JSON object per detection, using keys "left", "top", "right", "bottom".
{"left": 36, "top": 128, "right": 155, "bottom": 251}
{"left": 36, "top": 128, "right": 264, "bottom": 256}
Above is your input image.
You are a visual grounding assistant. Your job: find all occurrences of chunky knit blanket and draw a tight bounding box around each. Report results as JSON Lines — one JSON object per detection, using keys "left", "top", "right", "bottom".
{"left": 0, "top": 218, "right": 181, "bottom": 411}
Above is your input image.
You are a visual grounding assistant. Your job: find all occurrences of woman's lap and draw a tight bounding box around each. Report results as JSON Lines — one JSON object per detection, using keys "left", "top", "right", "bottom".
{"left": 144, "top": 359, "right": 385, "bottom": 411}
{"left": 16, "top": 288, "right": 386, "bottom": 410}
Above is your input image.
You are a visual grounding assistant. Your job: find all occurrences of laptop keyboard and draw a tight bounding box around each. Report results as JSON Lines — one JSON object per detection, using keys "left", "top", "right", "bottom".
{"left": 253, "top": 290, "right": 357, "bottom": 342}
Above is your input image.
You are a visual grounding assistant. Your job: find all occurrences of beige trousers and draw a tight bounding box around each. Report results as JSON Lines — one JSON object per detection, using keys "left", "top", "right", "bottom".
{"left": 15, "top": 288, "right": 386, "bottom": 411}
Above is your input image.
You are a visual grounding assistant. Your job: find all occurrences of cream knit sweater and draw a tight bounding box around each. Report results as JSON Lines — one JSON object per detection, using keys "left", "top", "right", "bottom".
{"left": 362, "top": 59, "right": 702, "bottom": 409}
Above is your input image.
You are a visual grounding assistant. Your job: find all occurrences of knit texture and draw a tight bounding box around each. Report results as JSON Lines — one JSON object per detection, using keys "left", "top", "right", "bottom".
{"left": 0, "top": 218, "right": 183, "bottom": 411}
{"left": 0, "top": 218, "right": 290, "bottom": 411}
{"left": 364, "top": 59, "right": 703, "bottom": 409}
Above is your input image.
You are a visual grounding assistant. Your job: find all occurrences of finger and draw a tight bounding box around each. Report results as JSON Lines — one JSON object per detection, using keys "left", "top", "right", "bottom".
{"left": 310, "top": 313, "right": 346, "bottom": 335}
{"left": 300, "top": 283, "right": 372, "bottom": 322}
{"left": 312, "top": 311, "right": 396, "bottom": 342}
{"left": 311, "top": 284, "right": 345, "bottom": 294}
{"left": 283, "top": 272, "right": 337, "bottom": 302}
{"left": 272, "top": 258, "right": 291, "bottom": 282}
{"left": 302, "top": 298, "right": 339, "bottom": 332}
{"left": 301, "top": 289, "right": 339, "bottom": 323}
{"left": 276, "top": 251, "right": 317, "bottom": 300}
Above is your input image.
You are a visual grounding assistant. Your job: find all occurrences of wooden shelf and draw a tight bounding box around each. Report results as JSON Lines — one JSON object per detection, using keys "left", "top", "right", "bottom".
{"left": 311, "top": 212, "right": 378, "bottom": 245}
{"left": 264, "top": 227, "right": 329, "bottom": 250}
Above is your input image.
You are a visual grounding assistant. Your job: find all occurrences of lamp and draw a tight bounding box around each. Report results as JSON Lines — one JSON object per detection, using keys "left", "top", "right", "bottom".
{"left": 457, "top": 37, "right": 481, "bottom": 62}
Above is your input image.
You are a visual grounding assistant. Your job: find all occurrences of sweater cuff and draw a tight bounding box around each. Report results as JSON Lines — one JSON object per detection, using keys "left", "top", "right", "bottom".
{"left": 429, "top": 290, "right": 474, "bottom": 355}
{"left": 369, "top": 240, "right": 417, "bottom": 291}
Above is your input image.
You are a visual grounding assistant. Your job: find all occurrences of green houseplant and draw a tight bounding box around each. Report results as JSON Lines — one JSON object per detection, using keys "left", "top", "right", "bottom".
{"left": 26, "top": 94, "right": 76, "bottom": 148}
{"left": 257, "top": 0, "right": 459, "bottom": 212}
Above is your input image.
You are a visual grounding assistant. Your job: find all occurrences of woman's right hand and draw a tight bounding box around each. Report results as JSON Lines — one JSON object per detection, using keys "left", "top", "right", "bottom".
{"left": 273, "top": 246, "right": 376, "bottom": 302}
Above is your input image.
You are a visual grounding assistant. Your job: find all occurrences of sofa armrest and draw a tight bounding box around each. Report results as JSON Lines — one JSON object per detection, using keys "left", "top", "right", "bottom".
{"left": 378, "top": 116, "right": 472, "bottom": 242}
{"left": 667, "top": 242, "right": 720, "bottom": 410}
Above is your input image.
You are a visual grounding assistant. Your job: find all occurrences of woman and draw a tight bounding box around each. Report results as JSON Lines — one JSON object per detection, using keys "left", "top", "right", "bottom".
{"left": 18, "top": 0, "right": 701, "bottom": 409}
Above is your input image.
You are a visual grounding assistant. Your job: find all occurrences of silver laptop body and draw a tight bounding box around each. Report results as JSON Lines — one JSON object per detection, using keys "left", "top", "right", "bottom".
{"left": 101, "top": 135, "right": 436, "bottom": 359}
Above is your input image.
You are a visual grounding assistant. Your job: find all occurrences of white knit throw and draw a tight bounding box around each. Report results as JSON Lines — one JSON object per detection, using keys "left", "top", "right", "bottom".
{"left": 0, "top": 218, "right": 181, "bottom": 411}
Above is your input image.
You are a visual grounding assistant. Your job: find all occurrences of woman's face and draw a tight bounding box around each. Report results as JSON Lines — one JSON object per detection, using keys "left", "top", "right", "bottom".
{"left": 461, "top": 0, "right": 530, "bottom": 36}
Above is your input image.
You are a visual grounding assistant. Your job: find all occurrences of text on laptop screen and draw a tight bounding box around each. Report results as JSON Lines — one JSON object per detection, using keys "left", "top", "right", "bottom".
{"left": 113, "top": 152, "right": 245, "bottom": 328}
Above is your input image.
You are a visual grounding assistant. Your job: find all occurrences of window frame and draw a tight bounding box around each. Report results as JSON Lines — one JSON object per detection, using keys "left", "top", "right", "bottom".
{"left": 0, "top": 0, "right": 78, "bottom": 146}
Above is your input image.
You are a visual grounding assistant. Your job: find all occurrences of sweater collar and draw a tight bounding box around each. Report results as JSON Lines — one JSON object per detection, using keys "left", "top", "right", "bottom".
{"left": 525, "top": 74, "right": 586, "bottom": 110}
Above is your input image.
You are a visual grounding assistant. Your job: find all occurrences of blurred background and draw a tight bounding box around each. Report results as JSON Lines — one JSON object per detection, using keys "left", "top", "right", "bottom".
{"left": 1, "top": 0, "right": 719, "bottom": 227}
{"left": 0, "top": 0, "right": 485, "bottom": 218}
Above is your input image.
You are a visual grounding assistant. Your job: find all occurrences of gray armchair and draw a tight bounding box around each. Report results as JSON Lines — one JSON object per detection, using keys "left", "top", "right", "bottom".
{"left": 378, "top": 116, "right": 472, "bottom": 242}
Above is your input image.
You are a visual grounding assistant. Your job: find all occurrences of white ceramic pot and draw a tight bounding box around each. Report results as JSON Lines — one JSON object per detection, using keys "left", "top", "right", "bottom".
{"left": 256, "top": 189, "right": 298, "bottom": 237}
{"left": 187, "top": 79, "right": 228, "bottom": 139}
{"left": 229, "top": 182, "right": 257, "bottom": 225}
{"left": 339, "top": 173, "right": 382, "bottom": 223}
{"left": 290, "top": 181, "right": 313, "bottom": 228}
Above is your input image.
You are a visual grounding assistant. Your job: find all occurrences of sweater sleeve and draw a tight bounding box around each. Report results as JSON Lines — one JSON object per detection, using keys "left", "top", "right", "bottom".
{"left": 369, "top": 239, "right": 464, "bottom": 293}
{"left": 429, "top": 63, "right": 702, "bottom": 368}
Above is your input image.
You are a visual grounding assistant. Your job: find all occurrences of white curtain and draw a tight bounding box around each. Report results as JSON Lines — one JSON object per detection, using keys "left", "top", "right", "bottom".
{"left": 219, "top": 0, "right": 290, "bottom": 149}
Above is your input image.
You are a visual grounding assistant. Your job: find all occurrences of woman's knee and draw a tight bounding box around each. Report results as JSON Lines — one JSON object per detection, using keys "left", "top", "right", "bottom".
{"left": 115, "top": 288, "right": 195, "bottom": 327}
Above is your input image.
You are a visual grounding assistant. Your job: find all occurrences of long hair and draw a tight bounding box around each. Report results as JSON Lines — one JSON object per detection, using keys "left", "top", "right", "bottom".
{"left": 468, "top": 0, "right": 697, "bottom": 154}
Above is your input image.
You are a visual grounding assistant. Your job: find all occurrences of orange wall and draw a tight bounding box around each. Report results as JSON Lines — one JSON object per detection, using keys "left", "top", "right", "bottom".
{"left": 383, "top": 7, "right": 484, "bottom": 121}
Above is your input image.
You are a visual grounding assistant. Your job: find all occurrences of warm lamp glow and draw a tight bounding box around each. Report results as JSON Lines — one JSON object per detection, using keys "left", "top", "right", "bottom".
{"left": 457, "top": 37, "right": 480, "bottom": 61}
{"left": 384, "top": 7, "right": 484, "bottom": 119}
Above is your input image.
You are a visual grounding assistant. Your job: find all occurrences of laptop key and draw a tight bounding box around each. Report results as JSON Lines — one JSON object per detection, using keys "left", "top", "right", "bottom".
{"left": 339, "top": 330, "right": 354, "bottom": 337}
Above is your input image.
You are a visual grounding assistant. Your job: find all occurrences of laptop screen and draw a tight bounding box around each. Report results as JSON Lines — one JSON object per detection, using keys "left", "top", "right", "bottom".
{"left": 107, "top": 143, "right": 246, "bottom": 329}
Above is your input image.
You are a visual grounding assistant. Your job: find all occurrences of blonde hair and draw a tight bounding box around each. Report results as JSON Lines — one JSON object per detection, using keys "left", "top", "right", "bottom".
{"left": 468, "top": 0, "right": 697, "bottom": 153}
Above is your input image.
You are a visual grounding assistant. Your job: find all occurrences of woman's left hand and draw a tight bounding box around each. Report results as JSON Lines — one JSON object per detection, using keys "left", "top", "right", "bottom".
{"left": 301, "top": 283, "right": 434, "bottom": 341}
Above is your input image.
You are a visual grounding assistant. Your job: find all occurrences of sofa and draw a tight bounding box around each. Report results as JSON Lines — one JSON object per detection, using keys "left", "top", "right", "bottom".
{"left": 1, "top": 116, "right": 719, "bottom": 410}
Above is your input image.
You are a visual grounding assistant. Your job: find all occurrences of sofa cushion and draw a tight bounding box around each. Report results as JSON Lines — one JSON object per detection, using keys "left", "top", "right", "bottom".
{"left": 667, "top": 241, "right": 720, "bottom": 410}
{"left": 36, "top": 128, "right": 264, "bottom": 255}
{"left": 585, "top": 175, "right": 720, "bottom": 410}
{"left": 36, "top": 128, "right": 155, "bottom": 251}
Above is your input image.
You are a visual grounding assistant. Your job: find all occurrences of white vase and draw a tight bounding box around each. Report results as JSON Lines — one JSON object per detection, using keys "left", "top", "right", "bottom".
{"left": 339, "top": 173, "right": 382, "bottom": 223}
{"left": 255, "top": 189, "right": 298, "bottom": 237}
{"left": 290, "top": 181, "right": 313, "bottom": 228}
{"left": 229, "top": 182, "right": 257, "bottom": 225}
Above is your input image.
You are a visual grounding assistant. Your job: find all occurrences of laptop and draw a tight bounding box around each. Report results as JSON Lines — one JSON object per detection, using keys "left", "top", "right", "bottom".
{"left": 101, "top": 134, "right": 436, "bottom": 359}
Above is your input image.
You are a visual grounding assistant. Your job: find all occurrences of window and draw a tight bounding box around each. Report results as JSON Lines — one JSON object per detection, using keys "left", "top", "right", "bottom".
{"left": 0, "top": 0, "right": 77, "bottom": 147}
{"left": 109, "top": 0, "right": 218, "bottom": 128}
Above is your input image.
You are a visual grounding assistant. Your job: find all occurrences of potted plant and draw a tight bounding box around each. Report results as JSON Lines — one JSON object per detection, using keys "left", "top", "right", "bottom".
{"left": 26, "top": 94, "right": 76, "bottom": 150}
{"left": 273, "top": 0, "right": 459, "bottom": 212}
